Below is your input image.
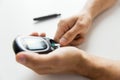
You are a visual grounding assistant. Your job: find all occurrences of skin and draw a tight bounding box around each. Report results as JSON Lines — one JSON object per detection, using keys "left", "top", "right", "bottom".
{"left": 16, "top": 33, "right": 120, "bottom": 80}
{"left": 54, "top": 0, "right": 117, "bottom": 46}
{"left": 16, "top": 0, "right": 120, "bottom": 80}
{"left": 16, "top": 41, "right": 120, "bottom": 80}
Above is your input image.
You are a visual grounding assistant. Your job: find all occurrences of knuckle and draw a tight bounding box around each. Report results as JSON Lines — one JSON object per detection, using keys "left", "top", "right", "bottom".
{"left": 58, "top": 19, "right": 68, "bottom": 28}
{"left": 76, "top": 21, "right": 89, "bottom": 33}
{"left": 76, "top": 21, "right": 85, "bottom": 28}
{"left": 59, "top": 19, "right": 66, "bottom": 24}
{"left": 67, "top": 31, "right": 75, "bottom": 37}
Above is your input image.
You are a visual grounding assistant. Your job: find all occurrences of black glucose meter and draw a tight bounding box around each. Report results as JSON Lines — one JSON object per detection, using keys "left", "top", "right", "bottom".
{"left": 13, "top": 36, "right": 60, "bottom": 54}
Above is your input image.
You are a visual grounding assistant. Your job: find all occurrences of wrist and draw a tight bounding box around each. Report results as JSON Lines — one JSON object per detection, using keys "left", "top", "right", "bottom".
{"left": 75, "top": 52, "right": 107, "bottom": 79}
{"left": 79, "top": 9, "right": 94, "bottom": 20}
{"left": 81, "top": 0, "right": 117, "bottom": 20}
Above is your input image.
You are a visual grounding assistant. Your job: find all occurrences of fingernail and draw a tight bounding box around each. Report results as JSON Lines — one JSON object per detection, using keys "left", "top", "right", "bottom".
{"left": 60, "top": 38, "right": 67, "bottom": 45}
{"left": 17, "top": 55, "right": 26, "bottom": 64}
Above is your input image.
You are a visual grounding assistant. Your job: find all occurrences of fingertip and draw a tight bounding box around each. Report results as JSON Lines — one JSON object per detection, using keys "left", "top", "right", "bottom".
{"left": 30, "top": 32, "right": 46, "bottom": 37}
{"left": 39, "top": 33, "right": 46, "bottom": 37}
{"left": 59, "top": 37, "right": 68, "bottom": 46}
{"left": 31, "top": 32, "right": 39, "bottom": 36}
{"left": 16, "top": 52, "right": 27, "bottom": 64}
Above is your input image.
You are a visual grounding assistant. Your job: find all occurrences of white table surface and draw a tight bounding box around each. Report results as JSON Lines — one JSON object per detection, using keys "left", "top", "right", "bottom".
{"left": 0, "top": 0, "right": 120, "bottom": 80}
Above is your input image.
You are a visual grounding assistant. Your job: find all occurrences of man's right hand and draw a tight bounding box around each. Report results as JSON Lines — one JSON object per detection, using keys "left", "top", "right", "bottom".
{"left": 54, "top": 12, "right": 92, "bottom": 46}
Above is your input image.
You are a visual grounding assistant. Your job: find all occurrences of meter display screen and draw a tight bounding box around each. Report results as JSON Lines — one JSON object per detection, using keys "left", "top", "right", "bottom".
{"left": 22, "top": 37, "right": 47, "bottom": 51}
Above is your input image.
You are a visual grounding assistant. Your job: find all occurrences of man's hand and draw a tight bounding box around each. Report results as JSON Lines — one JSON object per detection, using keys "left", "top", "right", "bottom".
{"left": 54, "top": 12, "right": 92, "bottom": 46}
{"left": 54, "top": 0, "right": 117, "bottom": 46}
{"left": 16, "top": 45, "right": 120, "bottom": 80}
{"left": 16, "top": 47, "right": 86, "bottom": 74}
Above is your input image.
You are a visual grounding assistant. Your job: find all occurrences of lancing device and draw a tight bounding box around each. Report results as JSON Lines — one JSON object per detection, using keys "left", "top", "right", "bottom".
{"left": 33, "top": 13, "right": 61, "bottom": 21}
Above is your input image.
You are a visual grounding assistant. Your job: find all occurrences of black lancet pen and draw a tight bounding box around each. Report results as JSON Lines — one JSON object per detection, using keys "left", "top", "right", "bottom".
{"left": 33, "top": 13, "right": 61, "bottom": 21}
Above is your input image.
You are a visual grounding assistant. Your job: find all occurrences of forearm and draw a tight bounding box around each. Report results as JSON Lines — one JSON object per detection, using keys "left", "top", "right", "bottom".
{"left": 83, "top": 0, "right": 117, "bottom": 19}
{"left": 76, "top": 53, "right": 120, "bottom": 80}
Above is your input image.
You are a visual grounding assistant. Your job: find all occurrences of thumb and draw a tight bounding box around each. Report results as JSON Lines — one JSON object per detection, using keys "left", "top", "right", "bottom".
{"left": 16, "top": 52, "right": 53, "bottom": 69}
{"left": 59, "top": 24, "right": 79, "bottom": 46}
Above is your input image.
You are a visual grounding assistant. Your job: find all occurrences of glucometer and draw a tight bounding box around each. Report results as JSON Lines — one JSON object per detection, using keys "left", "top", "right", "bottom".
{"left": 13, "top": 36, "right": 60, "bottom": 54}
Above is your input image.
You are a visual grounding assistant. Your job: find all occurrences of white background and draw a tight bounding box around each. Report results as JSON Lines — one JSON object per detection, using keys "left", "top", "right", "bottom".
{"left": 0, "top": 0, "right": 120, "bottom": 80}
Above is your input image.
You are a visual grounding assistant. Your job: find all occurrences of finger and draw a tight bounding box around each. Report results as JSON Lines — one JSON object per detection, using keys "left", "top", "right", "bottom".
{"left": 54, "top": 20, "right": 69, "bottom": 43}
{"left": 30, "top": 32, "right": 46, "bottom": 37}
{"left": 59, "top": 23, "right": 81, "bottom": 46}
{"left": 30, "top": 32, "right": 39, "bottom": 36}
{"left": 16, "top": 52, "right": 54, "bottom": 70}
{"left": 54, "top": 16, "right": 78, "bottom": 43}
{"left": 39, "top": 33, "right": 46, "bottom": 37}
